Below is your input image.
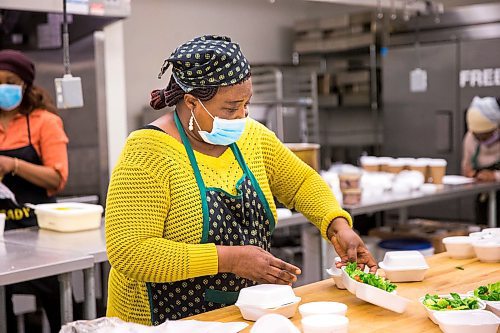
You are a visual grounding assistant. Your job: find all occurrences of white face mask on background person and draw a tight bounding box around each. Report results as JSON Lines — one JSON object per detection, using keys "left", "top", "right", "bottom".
{"left": 191, "top": 99, "right": 248, "bottom": 146}
{"left": 0, "top": 84, "right": 23, "bottom": 111}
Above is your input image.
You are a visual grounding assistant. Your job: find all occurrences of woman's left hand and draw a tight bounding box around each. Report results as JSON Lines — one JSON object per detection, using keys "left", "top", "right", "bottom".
{"left": 0, "top": 156, "right": 15, "bottom": 176}
{"left": 328, "top": 217, "right": 378, "bottom": 273}
{"left": 475, "top": 170, "right": 496, "bottom": 182}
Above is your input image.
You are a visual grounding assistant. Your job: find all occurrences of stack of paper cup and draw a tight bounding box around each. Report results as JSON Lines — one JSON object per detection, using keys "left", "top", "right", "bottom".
{"left": 398, "top": 158, "right": 416, "bottom": 170}
{"left": 378, "top": 157, "right": 394, "bottom": 173}
{"left": 339, "top": 172, "right": 362, "bottom": 205}
{"left": 387, "top": 159, "right": 406, "bottom": 174}
{"left": 410, "top": 159, "right": 429, "bottom": 180}
{"left": 428, "top": 159, "right": 447, "bottom": 184}
{"left": 360, "top": 156, "right": 380, "bottom": 172}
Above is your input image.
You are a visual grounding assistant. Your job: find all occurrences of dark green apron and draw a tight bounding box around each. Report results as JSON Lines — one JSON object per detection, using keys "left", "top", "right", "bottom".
{"left": 145, "top": 112, "right": 276, "bottom": 324}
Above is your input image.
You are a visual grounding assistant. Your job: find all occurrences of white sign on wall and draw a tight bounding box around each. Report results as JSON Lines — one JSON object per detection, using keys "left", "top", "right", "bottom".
{"left": 459, "top": 68, "right": 500, "bottom": 88}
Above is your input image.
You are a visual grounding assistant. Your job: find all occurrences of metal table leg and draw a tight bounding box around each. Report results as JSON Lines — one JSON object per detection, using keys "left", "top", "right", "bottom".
{"left": 84, "top": 267, "right": 96, "bottom": 319}
{"left": 301, "top": 225, "right": 321, "bottom": 284}
{"left": 0, "top": 285, "right": 7, "bottom": 333}
{"left": 58, "top": 273, "right": 73, "bottom": 325}
{"left": 488, "top": 190, "right": 497, "bottom": 228}
{"left": 398, "top": 207, "right": 408, "bottom": 225}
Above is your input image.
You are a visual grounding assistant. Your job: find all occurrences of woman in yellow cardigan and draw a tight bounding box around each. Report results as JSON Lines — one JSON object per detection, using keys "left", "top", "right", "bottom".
{"left": 105, "top": 35, "right": 376, "bottom": 325}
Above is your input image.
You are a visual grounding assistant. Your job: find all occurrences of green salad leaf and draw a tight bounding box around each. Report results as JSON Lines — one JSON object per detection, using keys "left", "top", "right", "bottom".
{"left": 345, "top": 262, "right": 397, "bottom": 292}
{"left": 474, "top": 282, "right": 500, "bottom": 301}
{"left": 422, "top": 293, "right": 480, "bottom": 311}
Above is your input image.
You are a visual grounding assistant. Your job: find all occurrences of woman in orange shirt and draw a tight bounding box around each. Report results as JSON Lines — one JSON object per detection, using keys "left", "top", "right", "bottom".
{"left": 0, "top": 49, "right": 69, "bottom": 332}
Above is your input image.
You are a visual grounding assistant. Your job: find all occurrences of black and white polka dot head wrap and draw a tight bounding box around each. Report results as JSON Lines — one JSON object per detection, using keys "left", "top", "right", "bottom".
{"left": 158, "top": 35, "right": 251, "bottom": 92}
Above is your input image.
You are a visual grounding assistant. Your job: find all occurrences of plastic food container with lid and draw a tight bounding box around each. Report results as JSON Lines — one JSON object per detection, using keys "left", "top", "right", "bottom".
{"left": 442, "top": 236, "right": 475, "bottom": 259}
{"left": 378, "top": 251, "right": 429, "bottom": 282}
{"left": 235, "top": 284, "right": 301, "bottom": 321}
{"left": 301, "top": 314, "right": 349, "bottom": 333}
{"left": 472, "top": 238, "right": 500, "bottom": 263}
{"left": 299, "top": 302, "right": 347, "bottom": 317}
{"left": 30, "top": 202, "right": 103, "bottom": 232}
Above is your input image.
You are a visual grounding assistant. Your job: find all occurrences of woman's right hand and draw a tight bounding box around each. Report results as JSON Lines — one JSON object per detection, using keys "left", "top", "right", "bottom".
{"left": 217, "top": 245, "right": 301, "bottom": 285}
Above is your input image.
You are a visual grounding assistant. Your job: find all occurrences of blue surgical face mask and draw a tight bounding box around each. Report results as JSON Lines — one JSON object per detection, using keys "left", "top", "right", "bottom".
{"left": 0, "top": 84, "right": 23, "bottom": 111}
{"left": 192, "top": 100, "right": 247, "bottom": 146}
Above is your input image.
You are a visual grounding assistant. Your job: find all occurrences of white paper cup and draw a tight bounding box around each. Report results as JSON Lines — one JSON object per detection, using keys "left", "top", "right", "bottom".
{"left": 0, "top": 213, "right": 5, "bottom": 238}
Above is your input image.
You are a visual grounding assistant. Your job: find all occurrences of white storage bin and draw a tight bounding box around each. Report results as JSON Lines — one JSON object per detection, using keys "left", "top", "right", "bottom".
{"left": 32, "top": 203, "right": 103, "bottom": 232}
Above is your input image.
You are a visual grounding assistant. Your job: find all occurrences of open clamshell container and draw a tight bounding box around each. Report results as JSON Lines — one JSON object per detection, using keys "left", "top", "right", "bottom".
{"left": 235, "top": 284, "right": 301, "bottom": 321}
{"left": 340, "top": 267, "right": 410, "bottom": 313}
{"left": 378, "top": 251, "right": 429, "bottom": 282}
{"left": 325, "top": 257, "right": 346, "bottom": 290}
{"left": 419, "top": 294, "right": 487, "bottom": 324}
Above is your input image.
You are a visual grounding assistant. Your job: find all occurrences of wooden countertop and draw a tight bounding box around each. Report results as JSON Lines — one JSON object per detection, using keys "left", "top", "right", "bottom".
{"left": 189, "top": 253, "right": 499, "bottom": 332}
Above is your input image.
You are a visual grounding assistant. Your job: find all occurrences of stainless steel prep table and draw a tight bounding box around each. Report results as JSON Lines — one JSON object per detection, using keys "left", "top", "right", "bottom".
{"left": 276, "top": 181, "right": 500, "bottom": 283}
{"left": 2, "top": 226, "right": 108, "bottom": 321}
{"left": 0, "top": 241, "right": 94, "bottom": 333}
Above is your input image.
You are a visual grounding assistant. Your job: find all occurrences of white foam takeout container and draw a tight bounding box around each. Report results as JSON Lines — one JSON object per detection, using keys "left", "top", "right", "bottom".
{"left": 29, "top": 202, "right": 103, "bottom": 232}
{"left": 340, "top": 267, "right": 410, "bottom": 313}
{"left": 442, "top": 236, "right": 475, "bottom": 259}
{"left": 235, "top": 285, "right": 301, "bottom": 321}
{"left": 301, "top": 314, "right": 349, "bottom": 333}
{"left": 299, "top": 302, "right": 347, "bottom": 318}
{"left": 466, "top": 291, "right": 500, "bottom": 317}
{"left": 419, "top": 294, "right": 487, "bottom": 324}
{"left": 472, "top": 238, "right": 500, "bottom": 263}
{"left": 433, "top": 310, "right": 499, "bottom": 333}
{"left": 325, "top": 257, "right": 346, "bottom": 290}
{"left": 378, "top": 251, "right": 429, "bottom": 282}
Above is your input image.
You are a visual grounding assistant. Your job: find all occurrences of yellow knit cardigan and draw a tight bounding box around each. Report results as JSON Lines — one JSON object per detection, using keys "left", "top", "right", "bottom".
{"left": 105, "top": 119, "right": 352, "bottom": 324}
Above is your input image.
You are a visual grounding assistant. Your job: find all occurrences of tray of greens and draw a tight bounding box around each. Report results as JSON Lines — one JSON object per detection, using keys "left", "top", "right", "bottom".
{"left": 344, "top": 262, "right": 397, "bottom": 292}
{"left": 341, "top": 262, "right": 409, "bottom": 313}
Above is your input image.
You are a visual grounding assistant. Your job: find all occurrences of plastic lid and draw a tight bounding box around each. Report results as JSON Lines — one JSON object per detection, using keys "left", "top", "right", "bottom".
{"left": 236, "top": 284, "right": 298, "bottom": 309}
{"left": 428, "top": 159, "right": 447, "bottom": 167}
{"left": 388, "top": 159, "right": 406, "bottom": 167}
{"left": 378, "top": 239, "right": 433, "bottom": 251}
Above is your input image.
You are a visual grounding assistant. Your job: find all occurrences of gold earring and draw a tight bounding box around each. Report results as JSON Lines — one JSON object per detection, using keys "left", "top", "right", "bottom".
{"left": 188, "top": 114, "right": 194, "bottom": 131}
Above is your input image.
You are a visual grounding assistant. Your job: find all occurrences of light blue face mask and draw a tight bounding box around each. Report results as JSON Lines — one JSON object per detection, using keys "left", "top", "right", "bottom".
{"left": 0, "top": 84, "right": 23, "bottom": 111}
{"left": 193, "top": 100, "right": 247, "bottom": 146}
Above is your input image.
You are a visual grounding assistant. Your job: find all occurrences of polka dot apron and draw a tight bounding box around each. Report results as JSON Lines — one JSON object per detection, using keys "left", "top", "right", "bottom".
{"left": 145, "top": 112, "right": 276, "bottom": 325}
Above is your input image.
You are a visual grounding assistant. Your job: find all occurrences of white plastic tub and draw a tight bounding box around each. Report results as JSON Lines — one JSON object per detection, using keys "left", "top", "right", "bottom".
{"left": 434, "top": 310, "right": 499, "bottom": 333}
{"left": 31, "top": 203, "right": 103, "bottom": 232}
{"left": 419, "top": 294, "right": 486, "bottom": 324}
{"left": 378, "top": 251, "right": 429, "bottom": 282}
{"left": 250, "top": 314, "right": 300, "bottom": 333}
{"left": 299, "top": 302, "right": 347, "bottom": 317}
{"left": 442, "top": 236, "right": 475, "bottom": 259}
{"left": 472, "top": 239, "right": 500, "bottom": 263}
{"left": 301, "top": 314, "right": 349, "bottom": 333}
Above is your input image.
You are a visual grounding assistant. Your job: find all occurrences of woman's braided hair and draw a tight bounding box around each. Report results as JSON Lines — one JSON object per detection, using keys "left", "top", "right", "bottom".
{"left": 150, "top": 73, "right": 251, "bottom": 110}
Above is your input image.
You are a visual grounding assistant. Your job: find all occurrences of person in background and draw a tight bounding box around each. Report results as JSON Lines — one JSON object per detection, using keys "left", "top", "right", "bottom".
{"left": 105, "top": 35, "right": 376, "bottom": 326}
{"left": 0, "top": 49, "right": 69, "bottom": 332}
{"left": 462, "top": 96, "right": 500, "bottom": 225}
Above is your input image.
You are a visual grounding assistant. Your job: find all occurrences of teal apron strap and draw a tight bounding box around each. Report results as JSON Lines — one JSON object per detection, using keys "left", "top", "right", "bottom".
{"left": 471, "top": 144, "right": 480, "bottom": 172}
{"left": 174, "top": 111, "right": 210, "bottom": 243}
{"left": 230, "top": 144, "right": 276, "bottom": 232}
